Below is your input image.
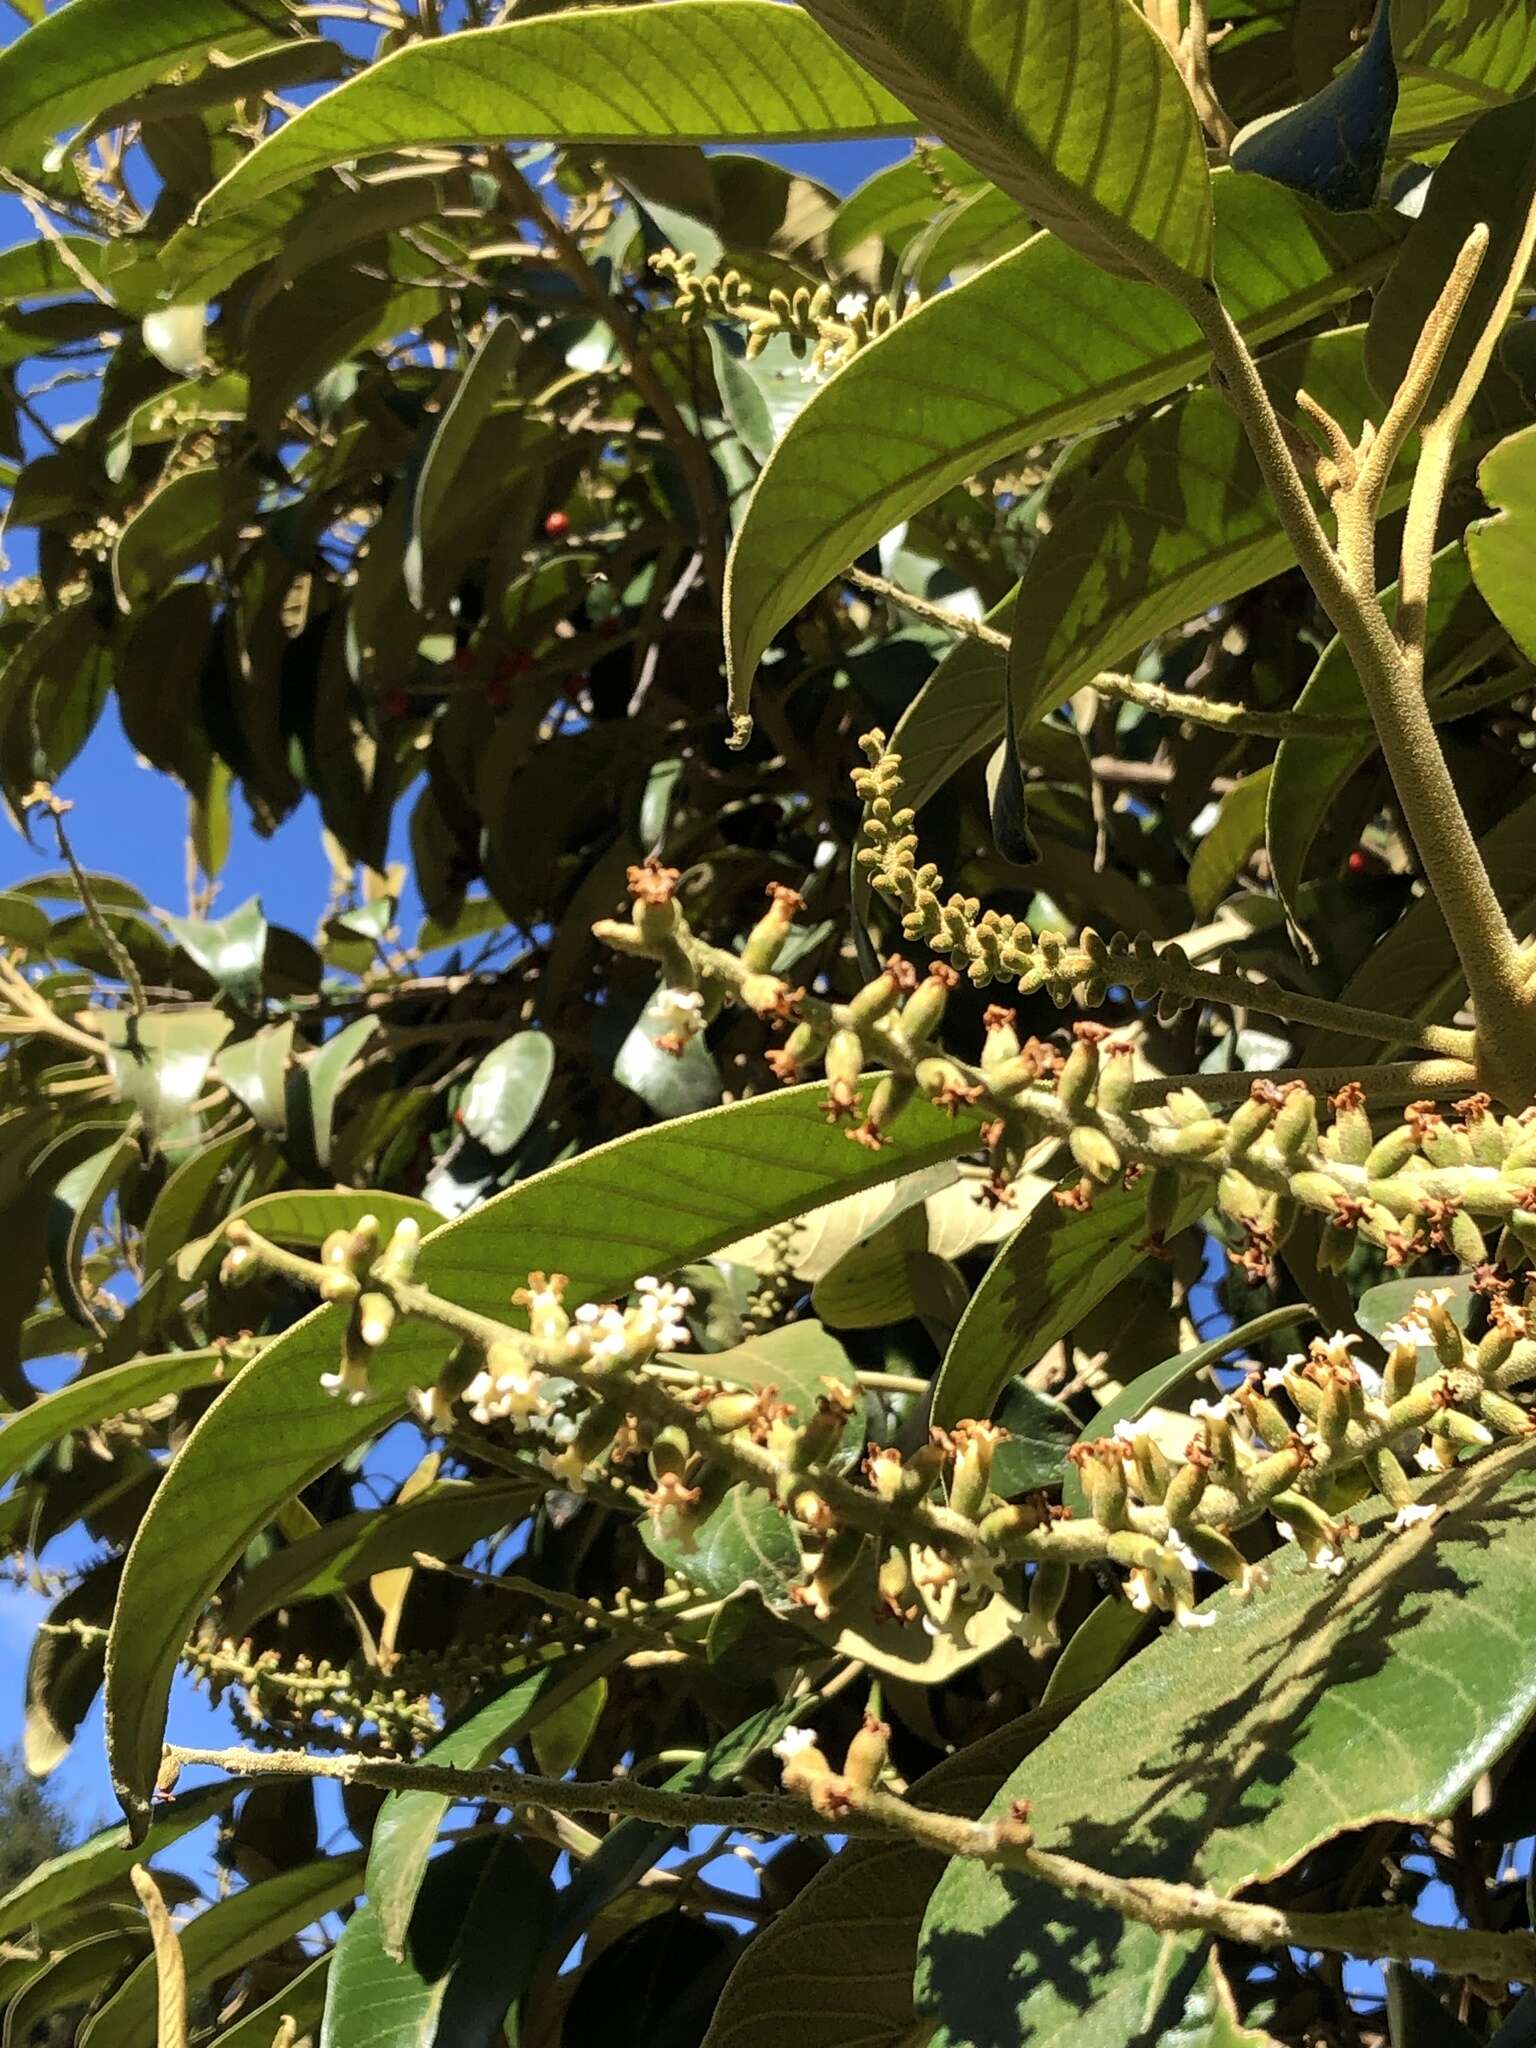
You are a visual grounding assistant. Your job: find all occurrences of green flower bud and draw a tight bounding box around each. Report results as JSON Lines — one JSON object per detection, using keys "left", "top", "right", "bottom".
{"left": 1271, "top": 1086, "right": 1318, "bottom": 1163}
{"left": 1364, "top": 1124, "right": 1419, "bottom": 1178}
{"left": 1056, "top": 1029, "right": 1101, "bottom": 1110}
{"left": 1225, "top": 1090, "right": 1275, "bottom": 1159}
{"left": 1095, "top": 1042, "right": 1136, "bottom": 1115}
{"left": 1070, "top": 1124, "right": 1121, "bottom": 1184}
{"left": 1289, "top": 1170, "right": 1348, "bottom": 1214}
{"left": 900, "top": 963, "right": 959, "bottom": 1046}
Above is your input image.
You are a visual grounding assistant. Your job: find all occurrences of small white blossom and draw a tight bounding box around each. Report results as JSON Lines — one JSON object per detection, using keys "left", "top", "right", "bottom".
{"left": 959, "top": 1551, "right": 1004, "bottom": 1600}
{"left": 655, "top": 988, "right": 705, "bottom": 1031}
{"left": 1168, "top": 1533, "right": 1203, "bottom": 1576}
{"left": 1124, "top": 1567, "right": 1159, "bottom": 1614}
{"left": 772, "top": 1726, "right": 821, "bottom": 1763}
{"left": 1273, "top": 1519, "right": 1295, "bottom": 1545}
{"left": 1262, "top": 1366, "right": 1290, "bottom": 1394}
{"left": 1112, "top": 1420, "right": 1142, "bottom": 1445}
{"left": 1309, "top": 1545, "right": 1346, "bottom": 1577}
{"left": 1391, "top": 1502, "right": 1439, "bottom": 1532}
{"left": 1413, "top": 1287, "right": 1456, "bottom": 1313}
{"left": 1414, "top": 1440, "right": 1445, "bottom": 1473}
{"left": 835, "top": 291, "right": 869, "bottom": 320}
{"left": 1381, "top": 1315, "right": 1430, "bottom": 1350}
{"left": 319, "top": 1361, "right": 371, "bottom": 1406}
{"left": 1189, "top": 1397, "right": 1231, "bottom": 1424}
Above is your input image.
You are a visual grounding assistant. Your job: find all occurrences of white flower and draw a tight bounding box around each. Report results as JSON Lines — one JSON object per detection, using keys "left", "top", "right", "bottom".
{"left": 463, "top": 1354, "right": 546, "bottom": 1427}
{"left": 1381, "top": 1315, "right": 1430, "bottom": 1350}
{"left": 959, "top": 1551, "right": 1004, "bottom": 1600}
{"left": 1391, "top": 1502, "right": 1439, "bottom": 1532}
{"left": 1414, "top": 1440, "right": 1445, "bottom": 1473}
{"left": 835, "top": 291, "right": 869, "bottom": 320}
{"left": 1413, "top": 1287, "right": 1456, "bottom": 1313}
{"left": 772, "top": 1726, "right": 821, "bottom": 1763}
{"left": 1124, "top": 1568, "right": 1158, "bottom": 1614}
{"left": 1112, "top": 1419, "right": 1142, "bottom": 1445}
{"left": 1175, "top": 1605, "right": 1216, "bottom": 1631}
{"left": 1273, "top": 1519, "right": 1295, "bottom": 1545}
{"left": 319, "top": 1362, "right": 371, "bottom": 1406}
{"left": 1262, "top": 1366, "right": 1290, "bottom": 1393}
{"left": 1189, "top": 1397, "right": 1230, "bottom": 1424}
{"left": 655, "top": 988, "right": 705, "bottom": 1030}
{"left": 1309, "top": 1545, "right": 1346, "bottom": 1577}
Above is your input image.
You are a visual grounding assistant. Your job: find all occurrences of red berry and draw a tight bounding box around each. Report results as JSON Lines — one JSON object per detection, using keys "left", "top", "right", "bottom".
{"left": 1346, "top": 849, "right": 1368, "bottom": 875}
{"left": 381, "top": 689, "right": 412, "bottom": 719}
{"left": 453, "top": 646, "right": 478, "bottom": 676}
{"left": 486, "top": 679, "right": 512, "bottom": 711}
{"left": 544, "top": 510, "right": 571, "bottom": 538}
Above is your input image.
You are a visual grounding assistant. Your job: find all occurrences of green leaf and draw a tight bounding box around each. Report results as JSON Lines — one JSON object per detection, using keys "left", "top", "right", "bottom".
{"left": 284, "top": 1015, "right": 379, "bottom": 1177}
{"left": 1063, "top": 1303, "right": 1317, "bottom": 1513}
{"left": 1468, "top": 422, "right": 1536, "bottom": 664}
{"left": 1392, "top": 0, "right": 1536, "bottom": 155}
{"left": 0, "top": 1781, "right": 239, "bottom": 1941}
{"left": 644, "top": 1478, "right": 804, "bottom": 1608}
{"left": 111, "top": 465, "right": 257, "bottom": 604}
{"left": 931, "top": 1181, "right": 1207, "bottom": 1432}
{"left": 0, "top": 890, "right": 51, "bottom": 949}
{"left": 1, "top": 1931, "right": 146, "bottom": 2048}
{"left": 322, "top": 1835, "right": 549, "bottom": 2048}
{"left": 827, "top": 145, "right": 981, "bottom": 265}
{"left": 1267, "top": 542, "right": 1508, "bottom": 931}
{"left": 531, "top": 1676, "right": 607, "bottom": 1779}
{"left": 205, "top": 1953, "right": 331, "bottom": 2048}
{"left": 458, "top": 1031, "right": 555, "bottom": 1156}
{"left": 1385, "top": 1960, "right": 1483, "bottom": 2048}
{"left": 46, "top": 1132, "right": 136, "bottom": 1333}
{"left": 107, "top": 1081, "right": 988, "bottom": 1826}
{"left": 80, "top": 1853, "right": 366, "bottom": 2048}
{"left": 93, "top": 1007, "right": 235, "bottom": 1142}
{"left": 613, "top": 986, "right": 723, "bottom": 1119}
{"left": 0, "top": 0, "right": 291, "bottom": 166}
{"left": 1368, "top": 98, "right": 1536, "bottom": 415}
{"left": 26, "top": 1558, "right": 119, "bottom": 1776}
{"left": 163, "top": 897, "right": 268, "bottom": 1007}
{"left": 141, "top": 1128, "right": 248, "bottom": 1279}
{"left": 0, "top": 235, "right": 108, "bottom": 307}
{"left": 700, "top": 1705, "right": 1071, "bottom": 2048}
{"left": 213, "top": 1021, "right": 294, "bottom": 1134}
{"left": 247, "top": 265, "right": 441, "bottom": 447}
{"left": 798, "top": 0, "right": 1210, "bottom": 282}
{"left": 0, "top": 1349, "right": 223, "bottom": 1489}
{"left": 1007, "top": 330, "right": 1393, "bottom": 734}
{"left": 987, "top": 1379, "right": 1081, "bottom": 1499}
{"left": 1041, "top": 1594, "right": 1152, "bottom": 1705}
{"left": 918, "top": 1441, "right": 1536, "bottom": 2047}
{"left": 216, "top": 1187, "right": 439, "bottom": 1254}
{"left": 724, "top": 174, "right": 1398, "bottom": 705}
{"left": 406, "top": 320, "right": 522, "bottom": 612}
{"left": 367, "top": 1649, "right": 623, "bottom": 1962}
{"left": 1189, "top": 766, "right": 1272, "bottom": 918}
{"left": 221, "top": 1476, "right": 533, "bottom": 1638}
{"left": 196, "top": 3, "right": 914, "bottom": 223}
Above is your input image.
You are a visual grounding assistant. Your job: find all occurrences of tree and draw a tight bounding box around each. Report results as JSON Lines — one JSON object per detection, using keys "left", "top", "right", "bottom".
{"left": 1, "top": 0, "right": 1536, "bottom": 2041}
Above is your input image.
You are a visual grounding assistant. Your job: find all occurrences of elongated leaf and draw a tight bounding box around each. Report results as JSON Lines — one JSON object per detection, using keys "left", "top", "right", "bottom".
{"left": 207, "top": 1953, "right": 330, "bottom": 2048}
{"left": 2, "top": 1931, "right": 146, "bottom": 2048}
{"left": 163, "top": 898, "right": 267, "bottom": 1006}
{"left": 0, "top": 1349, "right": 223, "bottom": 1489}
{"left": 111, "top": 466, "right": 257, "bottom": 605}
{"left": 827, "top": 145, "right": 981, "bottom": 265}
{"left": 701, "top": 1705, "right": 1071, "bottom": 2048}
{"left": 107, "top": 1081, "right": 987, "bottom": 1825}
{"left": 1267, "top": 542, "right": 1507, "bottom": 928}
{"left": 214, "top": 1020, "right": 294, "bottom": 1133}
{"left": 196, "top": 3, "right": 913, "bottom": 223}
{"left": 1392, "top": 0, "right": 1536, "bottom": 155}
{"left": 1468, "top": 422, "right": 1536, "bottom": 665}
{"left": 931, "top": 1180, "right": 1207, "bottom": 1431}
{"left": 80, "top": 1853, "right": 366, "bottom": 2048}
{"left": 47, "top": 1133, "right": 135, "bottom": 1333}
{"left": 919, "top": 1440, "right": 1536, "bottom": 2045}
{"left": 458, "top": 1031, "right": 554, "bottom": 1156}
{"left": 285, "top": 1015, "right": 378, "bottom": 1176}
{"left": 1007, "top": 330, "right": 1391, "bottom": 734}
{"left": 406, "top": 320, "right": 522, "bottom": 611}
{"left": 0, "top": 1781, "right": 241, "bottom": 1942}
{"left": 322, "top": 1835, "right": 548, "bottom": 2048}
{"left": 222, "top": 1476, "right": 533, "bottom": 1637}
{"left": 26, "top": 1559, "right": 119, "bottom": 1776}
{"left": 141, "top": 1129, "right": 248, "bottom": 1280}
{"left": 799, "top": 0, "right": 1210, "bottom": 282}
{"left": 1188, "top": 767, "right": 1273, "bottom": 918}
{"left": 725, "top": 175, "right": 1398, "bottom": 703}
{"left": 0, "top": 0, "right": 290, "bottom": 165}
{"left": 367, "top": 1648, "right": 623, "bottom": 1960}
{"left": 1041, "top": 1594, "right": 1151, "bottom": 1705}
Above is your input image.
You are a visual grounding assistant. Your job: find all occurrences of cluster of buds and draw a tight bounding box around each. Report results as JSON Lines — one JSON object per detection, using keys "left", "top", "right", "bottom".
{"left": 650, "top": 247, "right": 912, "bottom": 378}
{"left": 772, "top": 1709, "right": 893, "bottom": 1815}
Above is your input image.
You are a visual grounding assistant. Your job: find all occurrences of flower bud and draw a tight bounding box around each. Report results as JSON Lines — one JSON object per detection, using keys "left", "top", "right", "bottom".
{"left": 1289, "top": 1170, "right": 1348, "bottom": 1214}
{"left": 842, "top": 1713, "right": 890, "bottom": 1791}
{"left": 1271, "top": 1086, "right": 1318, "bottom": 1163}
{"left": 377, "top": 1217, "right": 421, "bottom": 1287}
{"left": 220, "top": 1243, "right": 256, "bottom": 1289}
{"left": 1157, "top": 1119, "right": 1227, "bottom": 1160}
{"left": 1325, "top": 1086, "right": 1372, "bottom": 1165}
{"left": 1381, "top": 1342, "right": 1418, "bottom": 1408}
{"left": 1022, "top": 1560, "right": 1069, "bottom": 1657}
{"left": 356, "top": 1291, "right": 396, "bottom": 1349}
{"left": 900, "top": 963, "right": 959, "bottom": 1046}
{"left": 741, "top": 883, "right": 804, "bottom": 974}
{"left": 1364, "top": 1124, "right": 1418, "bottom": 1177}
{"left": 1478, "top": 1390, "right": 1536, "bottom": 1439}
{"left": 948, "top": 1420, "right": 1005, "bottom": 1519}
{"left": 1225, "top": 1089, "right": 1275, "bottom": 1159}
{"left": 1449, "top": 1209, "right": 1486, "bottom": 1269}
{"left": 1070, "top": 1125, "right": 1121, "bottom": 1183}
{"left": 321, "top": 1229, "right": 353, "bottom": 1271}
{"left": 1095, "top": 1041, "right": 1135, "bottom": 1115}
{"left": 1162, "top": 1455, "right": 1209, "bottom": 1528}
{"left": 1056, "top": 1031, "right": 1100, "bottom": 1110}
{"left": 980, "top": 1005, "right": 1020, "bottom": 1075}
{"left": 849, "top": 957, "right": 915, "bottom": 1027}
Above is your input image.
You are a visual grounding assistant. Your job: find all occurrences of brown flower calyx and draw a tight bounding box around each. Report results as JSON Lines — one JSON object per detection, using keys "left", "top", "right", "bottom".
{"left": 764, "top": 1048, "right": 802, "bottom": 1083}
{"left": 626, "top": 855, "right": 681, "bottom": 905}
{"left": 823, "top": 1078, "right": 860, "bottom": 1123}
{"left": 1405, "top": 1099, "right": 1445, "bottom": 1142}
{"left": 1454, "top": 1091, "right": 1493, "bottom": 1126}
{"left": 1052, "top": 1177, "right": 1095, "bottom": 1213}
{"left": 846, "top": 1118, "right": 889, "bottom": 1150}
{"left": 764, "top": 881, "right": 806, "bottom": 915}
{"left": 983, "top": 1004, "right": 1017, "bottom": 1033}
{"left": 1328, "top": 1081, "right": 1367, "bottom": 1114}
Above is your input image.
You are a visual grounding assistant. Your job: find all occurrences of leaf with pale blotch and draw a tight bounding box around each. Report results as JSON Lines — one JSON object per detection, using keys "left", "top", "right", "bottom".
{"left": 919, "top": 1443, "right": 1536, "bottom": 2047}
{"left": 1392, "top": 0, "right": 1536, "bottom": 154}
{"left": 214, "top": 1020, "right": 294, "bottom": 1134}
{"left": 93, "top": 1007, "right": 233, "bottom": 1142}
{"left": 458, "top": 1030, "right": 555, "bottom": 1156}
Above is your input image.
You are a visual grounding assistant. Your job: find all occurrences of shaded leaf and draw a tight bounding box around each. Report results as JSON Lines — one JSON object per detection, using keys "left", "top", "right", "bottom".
{"left": 459, "top": 1031, "right": 555, "bottom": 1156}
{"left": 284, "top": 1015, "right": 378, "bottom": 1177}
{"left": 1, "top": 1930, "right": 146, "bottom": 2048}
{"left": 0, "top": 1349, "right": 224, "bottom": 1489}
{"left": 162, "top": 898, "right": 267, "bottom": 1007}
{"left": 1230, "top": 0, "right": 1396, "bottom": 209}
{"left": 918, "top": 1442, "right": 1536, "bottom": 2046}
{"left": 1189, "top": 767, "right": 1272, "bottom": 918}
{"left": 93, "top": 1007, "right": 234, "bottom": 1142}
{"left": 406, "top": 319, "right": 523, "bottom": 612}
{"left": 1041, "top": 1594, "right": 1152, "bottom": 1705}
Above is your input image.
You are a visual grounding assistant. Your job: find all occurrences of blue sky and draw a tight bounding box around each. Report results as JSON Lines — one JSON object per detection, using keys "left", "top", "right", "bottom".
{"left": 0, "top": 13, "right": 901, "bottom": 1873}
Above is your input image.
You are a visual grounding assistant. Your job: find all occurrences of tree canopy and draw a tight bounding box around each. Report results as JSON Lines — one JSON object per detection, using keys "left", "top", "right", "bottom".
{"left": 4, "top": 1, "right": 1536, "bottom": 2044}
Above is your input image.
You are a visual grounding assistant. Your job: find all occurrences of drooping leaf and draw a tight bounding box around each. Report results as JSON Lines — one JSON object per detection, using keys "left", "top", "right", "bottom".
{"left": 1188, "top": 767, "right": 1273, "bottom": 919}
{"left": 931, "top": 1180, "right": 1208, "bottom": 1432}
{"left": 221, "top": 1475, "right": 534, "bottom": 1638}
{"left": 1, "top": 1931, "right": 147, "bottom": 2048}
{"left": 46, "top": 1132, "right": 136, "bottom": 1333}
{"left": 0, "top": 0, "right": 291, "bottom": 166}
{"left": 111, "top": 466, "right": 257, "bottom": 605}
{"left": 458, "top": 1031, "right": 555, "bottom": 1156}
{"left": 366, "top": 1648, "right": 625, "bottom": 1961}
{"left": 321, "top": 1835, "right": 549, "bottom": 2048}
{"left": 798, "top": 0, "right": 1211, "bottom": 284}
{"left": 0, "top": 1349, "right": 224, "bottom": 1489}
{"left": 205, "top": 1952, "right": 331, "bottom": 2048}
{"left": 79, "top": 1853, "right": 366, "bottom": 2048}
{"left": 531, "top": 1676, "right": 607, "bottom": 1779}
{"left": 724, "top": 175, "right": 1398, "bottom": 705}
{"left": 195, "top": 3, "right": 914, "bottom": 224}
{"left": 93, "top": 1007, "right": 235, "bottom": 1141}
{"left": 107, "top": 1081, "right": 988, "bottom": 1825}
{"left": 1230, "top": 0, "right": 1397, "bottom": 210}
{"left": 284, "top": 1015, "right": 379, "bottom": 1177}
{"left": 406, "top": 319, "right": 523, "bottom": 612}
{"left": 26, "top": 1558, "right": 120, "bottom": 1777}
{"left": 0, "top": 1781, "right": 240, "bottom": 1942}
{"left": 918, "top": 1441, "right": 1536, "bottom": 2047}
